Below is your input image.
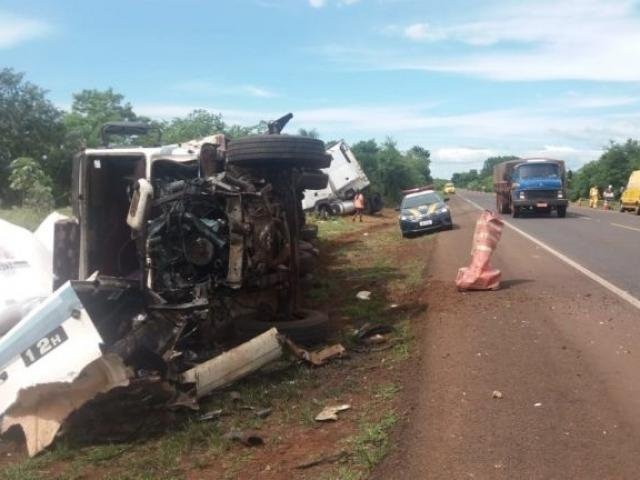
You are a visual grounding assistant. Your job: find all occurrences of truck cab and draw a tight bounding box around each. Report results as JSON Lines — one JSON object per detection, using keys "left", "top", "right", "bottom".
{"left": 494, "top": 158, "right": 568, "bottom": 218}
{"left": 301, "top": 140, "right": 382, "bottom": 216}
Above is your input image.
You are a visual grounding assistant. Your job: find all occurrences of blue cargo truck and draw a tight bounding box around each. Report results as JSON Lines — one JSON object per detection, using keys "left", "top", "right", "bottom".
{"left": 493, "top": 158, "right": 569, "bottom": 218}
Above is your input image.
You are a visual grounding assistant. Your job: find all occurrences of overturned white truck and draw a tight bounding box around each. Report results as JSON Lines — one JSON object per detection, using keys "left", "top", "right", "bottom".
{"left": 301, "top": 140, "right": 383, "bottom": 217}
{"left": 0, "top": 115, "right": 334, "bottom": 455}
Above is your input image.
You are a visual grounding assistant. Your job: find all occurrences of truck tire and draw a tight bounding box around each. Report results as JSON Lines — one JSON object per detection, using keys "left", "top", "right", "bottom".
{"left": 512, "top": 206, "right": 520, "bottom": 218}
{"left": 234, "top": 309, "right": 329, "bottom": 345}
{"left": 366, "top": 192, "right": 384, "bottom": 214}
{"left": 297, "top": 170, "right": 329, "bottom": 190}
{"left": 557, "top": 206, "right": 567, "bottom": 218}
{"left": 227, "top": 135, "right": 331, "bottom": 169}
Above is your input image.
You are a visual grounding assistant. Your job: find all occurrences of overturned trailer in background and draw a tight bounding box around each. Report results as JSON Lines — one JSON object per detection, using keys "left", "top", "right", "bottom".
{"left": 301, "top": 140, "right": 383, "bottom": 217}
{"left": 0, "top": 115, "right": 334, "bottom": 455}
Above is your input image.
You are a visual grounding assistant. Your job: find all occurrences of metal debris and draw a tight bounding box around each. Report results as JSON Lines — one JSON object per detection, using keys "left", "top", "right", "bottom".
{"left": 280, "top": 336, "right": 347, "bottom": 366}
{"left": 199, "top": 409, "right": 224, "bottom": 422}
{"left": 315, "top": 404, "right": 351, "bottom": 422}
{"left": 181, "top": 328, "right": 283, "bottom": 398}
{"left": 255, "top": 407, "right": 272, "bottom": 419}
{"left": 356, "top": 291, "right": 372, "bottom": 300}
{"left": 354, "top": 323, "right": 395, "bottom": 344}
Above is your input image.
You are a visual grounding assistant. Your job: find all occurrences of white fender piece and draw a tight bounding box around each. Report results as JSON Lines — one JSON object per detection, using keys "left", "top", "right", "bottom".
{"left": 0, "top": 282, "right": 130, "bottom": 456}
{"left": 181, "top": 328, "right": 283, "bottom": 398}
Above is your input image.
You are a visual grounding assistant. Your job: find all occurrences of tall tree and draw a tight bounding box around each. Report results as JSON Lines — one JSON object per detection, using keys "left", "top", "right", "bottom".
{"left": 0, "top": 68, "right": 63, "bottom": 200}
{"left": 297, "top": 128, "right": 320, "bottom": 139}
{"left": 162, "top": 109, "right": 227, "bottom": 144}
{"left": 407, "top": 146, "right": 432, "bottom": 183}
{"left": 63, "top": 88, "right": 139, "bottom": 149}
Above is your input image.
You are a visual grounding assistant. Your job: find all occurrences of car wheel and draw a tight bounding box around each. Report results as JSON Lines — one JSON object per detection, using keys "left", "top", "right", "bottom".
{"left": 234, "top": 309, "right": 329, "bottom": 345}
{"left": 557, "top": 206, "right": 567, "bottom": 218}
{"left": 227, "top": 135, "right": 331, "bottom": 169}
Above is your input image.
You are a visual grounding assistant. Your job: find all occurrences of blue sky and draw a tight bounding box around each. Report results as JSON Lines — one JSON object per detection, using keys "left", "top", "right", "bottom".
{"left": 3, "top": 0, "right": 640, "bottom": 177}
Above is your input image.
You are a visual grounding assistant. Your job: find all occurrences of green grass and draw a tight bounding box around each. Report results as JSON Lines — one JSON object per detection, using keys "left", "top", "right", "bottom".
{"left": 0, "top": 206, "right": 72, "bottom": 231}
{"left": 330, "top": 411, "right": 399, "bottom": 480}
{"left": 310, "top": 216, "right": 368, "bottom": 238}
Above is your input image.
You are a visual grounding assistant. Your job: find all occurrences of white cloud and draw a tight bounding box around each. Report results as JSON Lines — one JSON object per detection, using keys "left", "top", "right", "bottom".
{"left": 432, "top": 147, "right": 495, "bottom": 164}
{"left": 0, "top": 11, "right": 52, "bottom": 48}
{"left": 309, "top": 0, "right": 360, "bottom": 8}
{"left": 346, "top": 0, "right": 640, "bottom": 81}
{"left": 403, "top": 23, "right": 445, "bottom": 41}
{"left": 243, "top": 85, "right": 278, "bottom": 98}
{"left": 174, "top": 80, "right": 278, "bottom": 98}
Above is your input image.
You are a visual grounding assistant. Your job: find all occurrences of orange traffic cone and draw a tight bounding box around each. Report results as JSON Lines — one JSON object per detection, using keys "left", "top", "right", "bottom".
{"left": 455, "top": 210, "right": 504, "bottom": 290}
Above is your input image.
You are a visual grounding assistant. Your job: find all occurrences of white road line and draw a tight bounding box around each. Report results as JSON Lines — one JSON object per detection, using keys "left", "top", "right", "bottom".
{"left": 458, "top": 194, "right": 640, "bottom": 311}
{"left": 611, "top": 222, "right": 640, "bottom": 233}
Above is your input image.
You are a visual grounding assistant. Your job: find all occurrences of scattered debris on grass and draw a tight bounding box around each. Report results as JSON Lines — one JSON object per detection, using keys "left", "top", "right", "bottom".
{"left": 356, "top": 291, "right": 372, "bottom": 300}
{"left": 315, "top": 404, "right": 351, "bottom": 422}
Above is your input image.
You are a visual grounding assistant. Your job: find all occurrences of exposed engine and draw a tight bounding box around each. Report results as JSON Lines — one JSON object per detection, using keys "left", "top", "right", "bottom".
{"left": 145, "top": 171, "right": 292, "bottom": 306}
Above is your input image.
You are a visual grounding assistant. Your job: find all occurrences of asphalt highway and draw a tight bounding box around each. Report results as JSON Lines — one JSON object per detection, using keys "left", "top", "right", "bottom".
{"left": 374, "top": 195, "right": 640, "bottom": 480}
{"left": 459, "top": 190, "right": 640, "bottom": 304}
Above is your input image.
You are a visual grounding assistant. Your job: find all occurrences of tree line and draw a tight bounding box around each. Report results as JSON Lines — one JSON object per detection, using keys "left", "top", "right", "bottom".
{"left": 1, "top": 68, "right": 431, "bottom": 210}
{"left": 451, "top": 145, "right": 640, "bottom": 200}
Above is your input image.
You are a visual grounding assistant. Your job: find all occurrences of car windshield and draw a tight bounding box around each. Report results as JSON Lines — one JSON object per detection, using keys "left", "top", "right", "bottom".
{"left": 402, "top": 192, "right": 441, "bottom": 209}
{"left": 516, "top": 163, "right": 559, "bottom": 179}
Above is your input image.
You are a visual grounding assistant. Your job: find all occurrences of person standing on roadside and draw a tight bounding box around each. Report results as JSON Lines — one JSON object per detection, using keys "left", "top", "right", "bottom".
{"left": 353, "top": 190, "right": 365, "bottom": 222}
{"left": 603, "top": 185, "right": 615, "bottom": 209}
{"left": 589, "top": 185, "right": 599, "bottom": 208}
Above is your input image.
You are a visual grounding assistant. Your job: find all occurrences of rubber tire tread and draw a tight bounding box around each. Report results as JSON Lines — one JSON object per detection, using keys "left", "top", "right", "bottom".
{"left": 227, "top": 135, "right": 331, "bottom": 169}
{"left": 235, "top": 309, "right": 329, "bottom": 345}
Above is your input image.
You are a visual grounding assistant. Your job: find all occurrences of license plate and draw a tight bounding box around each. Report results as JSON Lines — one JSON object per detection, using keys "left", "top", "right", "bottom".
{"left": 536, "top": 202, "right": 548, "bottom": 208}
{"left": 21, "top": 326, "right": 68, "bottom": 367}
{"left": 419, "top": 220, "right": 433, "bottom": 226}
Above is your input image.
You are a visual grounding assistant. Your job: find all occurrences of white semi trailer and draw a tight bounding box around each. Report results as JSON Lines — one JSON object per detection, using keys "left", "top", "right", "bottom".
{"left": 301, "top": 140, "right": 383, "bottom": 216}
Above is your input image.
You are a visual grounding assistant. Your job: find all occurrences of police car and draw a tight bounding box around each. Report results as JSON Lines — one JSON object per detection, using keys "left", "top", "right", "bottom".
{"left": 398, "top": 188, "right": 452, "bottom": 237}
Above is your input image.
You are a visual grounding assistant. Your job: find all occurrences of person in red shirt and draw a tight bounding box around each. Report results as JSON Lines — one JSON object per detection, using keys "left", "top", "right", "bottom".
{"left": 353, "top": 190, "right": 365, "bottom": 222}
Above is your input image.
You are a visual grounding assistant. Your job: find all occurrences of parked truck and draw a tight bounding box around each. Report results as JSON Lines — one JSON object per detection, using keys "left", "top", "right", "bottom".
{"left": 493, "top": 158, "right": 568, "bottom": 218}
{"left": 301, "top": 140, "right": 383, "bottom": 217}
{"left": 620, "top": 170, "right": 640, "bottom": 215}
